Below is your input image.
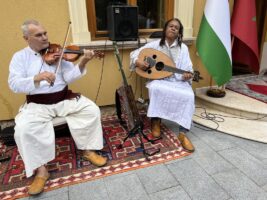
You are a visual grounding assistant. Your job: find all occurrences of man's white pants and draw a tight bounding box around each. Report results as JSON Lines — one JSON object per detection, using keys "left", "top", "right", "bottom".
{"left": 14, "top": 96, "right": 103, "bottom": 177}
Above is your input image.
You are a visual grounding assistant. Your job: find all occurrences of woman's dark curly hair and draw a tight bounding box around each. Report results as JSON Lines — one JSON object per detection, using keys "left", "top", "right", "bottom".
{"left": 159, "top": 18, "right": 183, "bottom": 47}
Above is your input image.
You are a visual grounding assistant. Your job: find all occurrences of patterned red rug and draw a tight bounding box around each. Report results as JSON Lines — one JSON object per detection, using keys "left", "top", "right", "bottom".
{"left": 226, "top": 75, "right": 267, "bottom": 103}
{"left": 0, "top": 114, "right": 190, "bottom": 200}
{"left": 246, "top": 83, "right": 267, "bottom": 96}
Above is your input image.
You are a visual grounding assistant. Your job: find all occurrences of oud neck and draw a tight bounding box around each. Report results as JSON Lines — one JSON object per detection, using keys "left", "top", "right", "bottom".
{"left": 164, "top": 65, "right": 187, "bottom": 74}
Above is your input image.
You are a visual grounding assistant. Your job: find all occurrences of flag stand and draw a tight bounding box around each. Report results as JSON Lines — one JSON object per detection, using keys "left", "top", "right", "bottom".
{"left": 206, "top": 76, "right": 226, "bottom": 98}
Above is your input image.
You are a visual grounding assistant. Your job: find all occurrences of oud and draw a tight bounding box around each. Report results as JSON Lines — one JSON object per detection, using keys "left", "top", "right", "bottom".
{"left": 136, "top": 48, "right": 202, "bottom": 82}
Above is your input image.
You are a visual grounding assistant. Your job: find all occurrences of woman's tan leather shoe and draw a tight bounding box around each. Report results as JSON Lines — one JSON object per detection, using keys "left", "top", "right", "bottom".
{"left": 178, "top": 132, "right": 195, "bottom": 152}
{"left": 28, "top": 174, "right": 50, "bottom": 195}
{"left": 151, "top": 117, "right": 161, "bottom": 138}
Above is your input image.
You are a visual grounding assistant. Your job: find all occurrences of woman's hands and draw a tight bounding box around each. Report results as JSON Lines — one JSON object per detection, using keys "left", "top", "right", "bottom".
{"left": 135, "top": 59, "right": 149, "bottom": 71}
{"left": 182, "top": 72, "right": 193, "bottom": 81}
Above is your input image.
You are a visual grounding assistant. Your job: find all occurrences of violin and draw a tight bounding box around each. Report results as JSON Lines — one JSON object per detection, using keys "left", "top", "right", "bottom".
{"left": 41, "top": 43, "right": 104, "bottom": 65}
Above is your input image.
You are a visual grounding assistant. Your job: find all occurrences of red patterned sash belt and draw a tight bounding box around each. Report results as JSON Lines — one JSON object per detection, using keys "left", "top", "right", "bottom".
{"left": 26, "top": 86, "right": 81, "bottom": 105}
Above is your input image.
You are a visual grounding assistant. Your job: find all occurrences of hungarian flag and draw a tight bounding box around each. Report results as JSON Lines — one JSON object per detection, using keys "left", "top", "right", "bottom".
{"left": 231, "top": 0, "right": 259, "bottom": 73}
{"left": 196, "top": 0, "right": 232, "bottom": 86}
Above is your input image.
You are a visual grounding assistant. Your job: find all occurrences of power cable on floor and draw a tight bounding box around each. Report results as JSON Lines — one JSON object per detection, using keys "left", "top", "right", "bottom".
{"left": 194, "top": 106, "right": 267, "bottom": 131}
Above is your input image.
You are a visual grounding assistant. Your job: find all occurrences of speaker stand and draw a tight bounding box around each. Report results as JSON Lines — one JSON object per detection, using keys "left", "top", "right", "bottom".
{"left": 113, "top": 41, "right": 161, "bottom": 160}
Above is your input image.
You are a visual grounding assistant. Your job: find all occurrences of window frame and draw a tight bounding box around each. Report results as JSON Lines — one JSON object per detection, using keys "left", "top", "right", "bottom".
{"left": 86, "top": 0, "right": 174, "bottom": 40}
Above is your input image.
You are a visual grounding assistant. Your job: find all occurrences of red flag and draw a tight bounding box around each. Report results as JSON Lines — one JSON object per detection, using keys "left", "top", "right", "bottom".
{"left": 231, "top": 0, "right": 259, "bottom": 73}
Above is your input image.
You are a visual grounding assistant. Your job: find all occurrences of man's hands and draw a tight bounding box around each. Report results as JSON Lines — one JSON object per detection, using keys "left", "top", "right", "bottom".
{"left": 34, "top": 71, "right": 55, "bottom": 86}
{"left": 34, "top": 49, "right": 100, "bottom": 86}
{"left": 78, "top": 49, "right": 96, "bottom": 72}
{"left": 82, "top": 49, "right": 95, "bottom": 61}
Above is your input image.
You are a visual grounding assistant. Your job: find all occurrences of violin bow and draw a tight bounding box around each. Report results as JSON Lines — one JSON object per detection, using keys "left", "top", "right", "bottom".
{"left": 51, "top": 21, "right": 72, "bottom": 86}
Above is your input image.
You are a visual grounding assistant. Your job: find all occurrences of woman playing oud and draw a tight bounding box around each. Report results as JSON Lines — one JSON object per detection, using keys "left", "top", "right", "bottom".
{"left": 130, "top": 18, "right": 195, "bottom": 152}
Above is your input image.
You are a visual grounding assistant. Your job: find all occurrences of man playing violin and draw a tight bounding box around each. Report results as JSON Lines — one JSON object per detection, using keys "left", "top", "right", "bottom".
{"left": 130, "top": 18, "right": 195, "bottom": 152}
{"left": 8, "top": 19, "right": 107, "bottom": 195}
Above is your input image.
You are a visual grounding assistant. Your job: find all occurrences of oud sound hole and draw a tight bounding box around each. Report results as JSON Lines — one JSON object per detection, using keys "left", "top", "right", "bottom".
{"left": 147, "top": 69, "right": 152, "bottom": 74}
{"left": 152, "top": 54, "right": 157, "bottom": 59}
{"left": 155, "top": 62, "right": 164, "bottom": 71}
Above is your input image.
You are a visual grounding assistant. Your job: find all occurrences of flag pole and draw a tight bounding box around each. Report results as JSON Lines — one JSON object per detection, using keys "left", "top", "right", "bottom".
{"left": 219, "top": 36, "right": 235, "bottom": 92}
{"left": 209, "top": 75, "right": 213, "bottom": 89}
{"left": 217, "top": 23, "right": 236, "bottom": 93}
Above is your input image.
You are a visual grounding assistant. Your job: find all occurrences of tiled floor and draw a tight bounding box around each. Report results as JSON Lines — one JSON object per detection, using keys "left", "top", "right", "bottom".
{"left": 18, "top": 116, "right": 267, "bottom": 200}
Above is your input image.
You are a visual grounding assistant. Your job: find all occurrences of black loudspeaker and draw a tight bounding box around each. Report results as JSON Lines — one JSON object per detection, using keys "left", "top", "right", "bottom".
{"left": 107, "top": 5, "right": 138, "bottom": 41}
